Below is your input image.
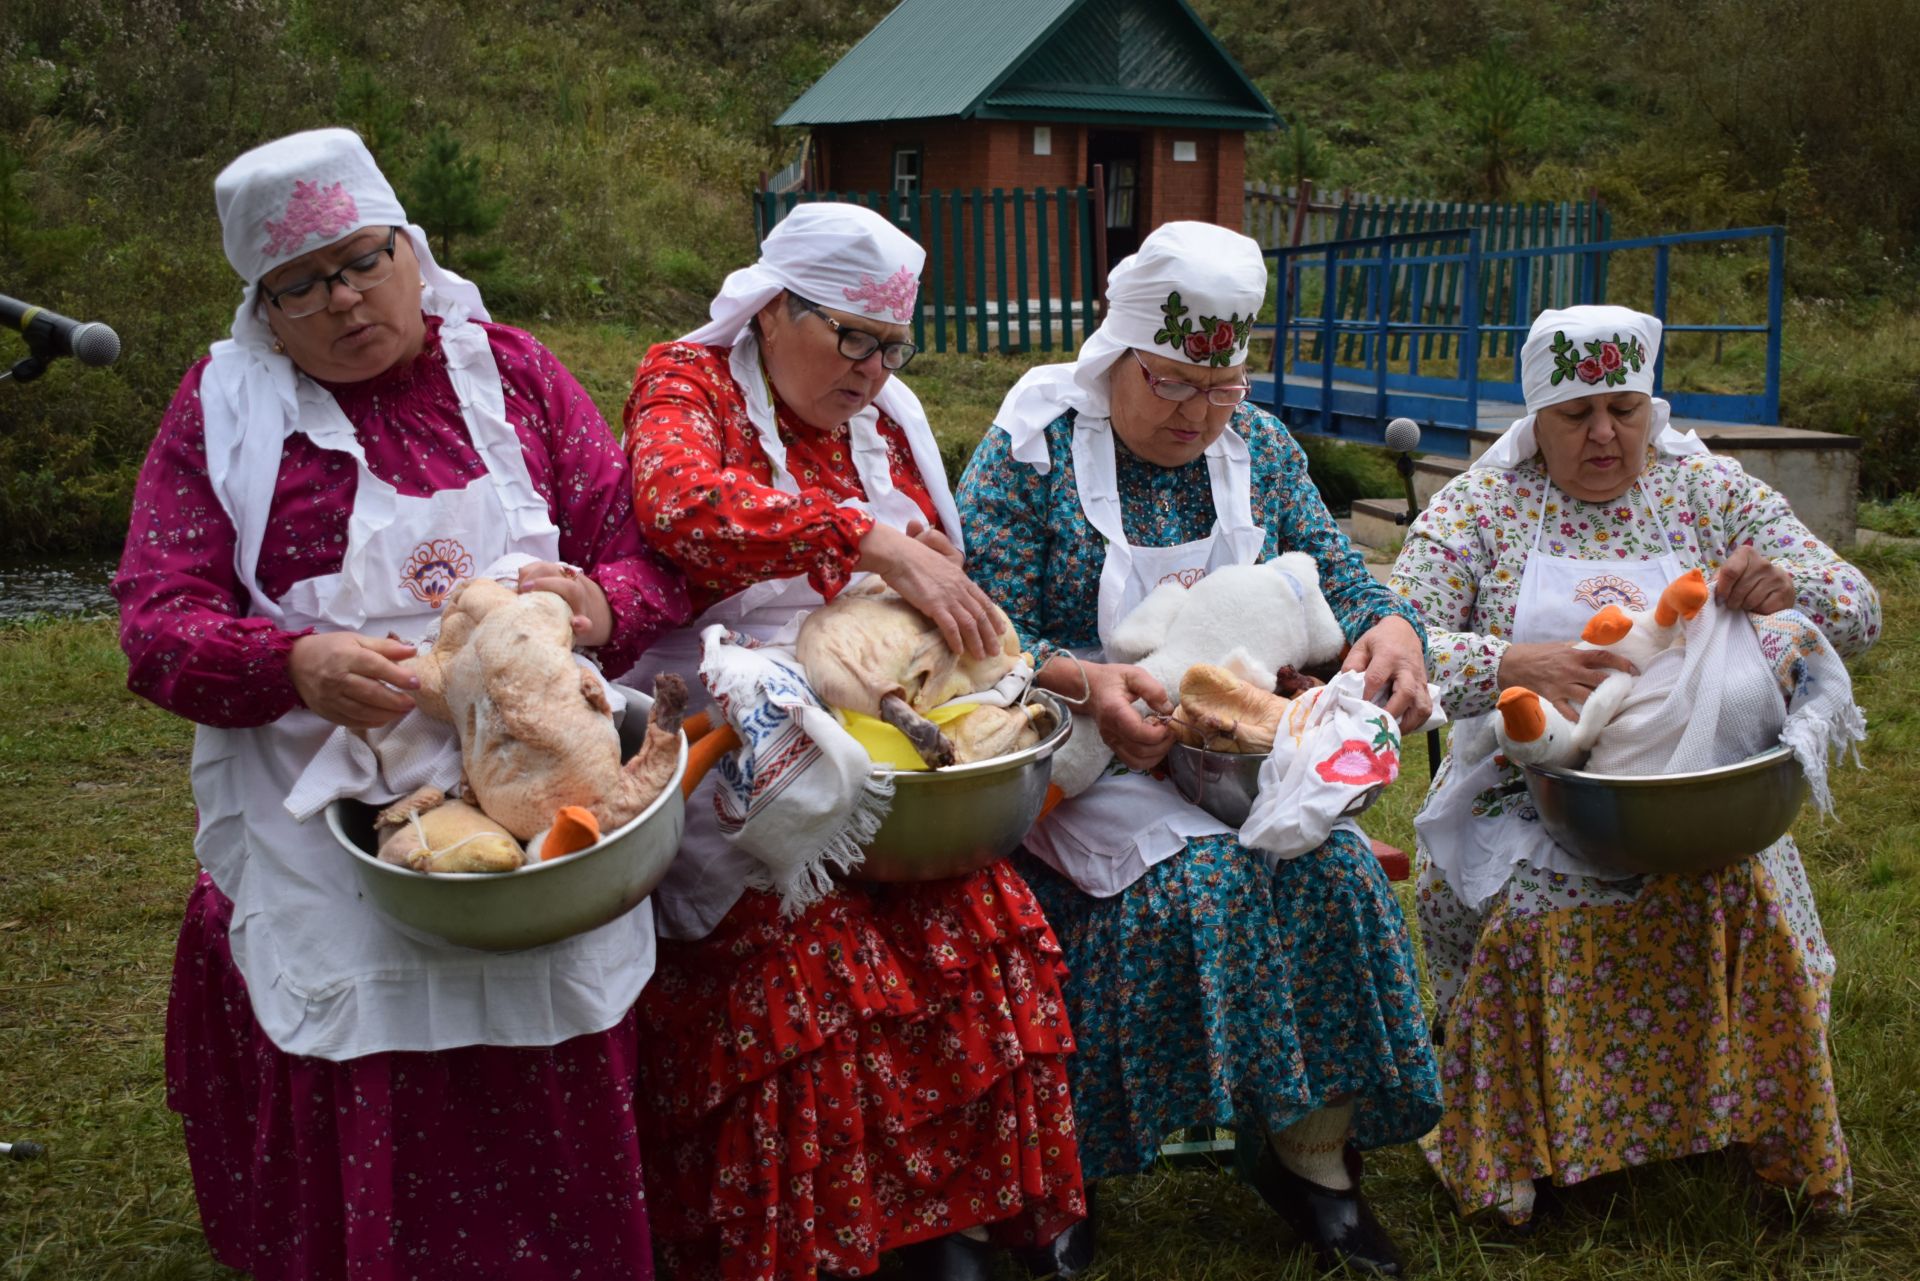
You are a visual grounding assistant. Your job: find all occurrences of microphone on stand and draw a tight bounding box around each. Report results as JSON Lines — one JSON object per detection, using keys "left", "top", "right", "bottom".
{"left": 1381, "top": 416, "right": 1444, "bottom": 781}
{"left": 2, "top": 293, "right": 122, "bottom": 383}
{"left": 1384, "top": 417, "right": 1422, "bottom": 526}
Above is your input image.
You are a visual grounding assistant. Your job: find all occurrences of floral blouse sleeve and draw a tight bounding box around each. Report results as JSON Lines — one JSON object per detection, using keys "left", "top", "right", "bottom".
{"left": 113, "top": 361, "right": 313, "bottom": 728}
{"left": 1695, "top": 455, "right": 1880, "bottom": 657}
{"left": 490, "top": 325, "right": 689, "bottom": 679}
{"left": 1247, "top": 409, "right": 1427, "bottom": 647}
{"left": 1389, "top": 474, "right": 1506, "bottom": 717}
{"left": 623, "top": 342, "right": 877, "bottom": 610}
{"left": 955, "top": 423, "right": 1073, "bottom": 668}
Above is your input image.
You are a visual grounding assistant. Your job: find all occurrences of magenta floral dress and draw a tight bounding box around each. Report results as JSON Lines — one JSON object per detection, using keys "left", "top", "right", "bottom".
{"left": 116, "top": 317, "right": 688, "bottom": 1281}
{"left": 1391, "top": 448, "right": 1880, "bottom": 1220}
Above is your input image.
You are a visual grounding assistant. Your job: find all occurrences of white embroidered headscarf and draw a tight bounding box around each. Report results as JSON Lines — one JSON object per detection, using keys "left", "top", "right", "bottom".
{"left": 680, "top": 202, "right": 962, "bottom": 546}
{"left": 200, "top": 128, "right": 491, "bottom": 615}
{"left": 993, "top": 221, "right": 1268, "bottom": 473}
{"left": 1472, "top": 304, "right": 1708, "bottom": 471}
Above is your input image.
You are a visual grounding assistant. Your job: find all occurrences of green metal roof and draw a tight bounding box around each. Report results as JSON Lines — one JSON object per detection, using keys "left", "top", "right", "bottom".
{"left": 775, "top": 0, "right": 1278, "bottom": 131}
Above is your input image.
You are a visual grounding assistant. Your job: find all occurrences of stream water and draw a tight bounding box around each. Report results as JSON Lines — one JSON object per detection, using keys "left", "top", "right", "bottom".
{"left": 0, "top": 558, "right": 118, "bottom": 623}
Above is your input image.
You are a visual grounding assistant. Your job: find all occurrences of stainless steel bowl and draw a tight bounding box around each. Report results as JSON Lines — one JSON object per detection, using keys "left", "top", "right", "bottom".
{"left": 1167, "top": 741, "right": 1385, "bottom": 828}
{"left": 324, "top": 713, "right": 686, "bottom": 952}
{"left": 1523, "top": 744, "right": 1808, "bottom": 876}
{"left": 848, "top": 689, "right": 1073, "bottom": 882}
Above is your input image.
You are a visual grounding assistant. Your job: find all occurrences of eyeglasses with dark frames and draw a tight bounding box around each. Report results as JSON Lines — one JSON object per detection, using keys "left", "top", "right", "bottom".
{"left": 794, "top": 296, "right": 918, "bottom": 371}
{"left": 260, "top": 227, "right": 401, "bottom": 319}
{"left": 1132, "top": 350, "right": 1250, "bottom": 406}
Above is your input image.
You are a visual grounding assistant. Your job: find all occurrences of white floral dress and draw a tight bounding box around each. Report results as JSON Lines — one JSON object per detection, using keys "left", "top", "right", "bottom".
{"left": 1390, "top": 447, "right": 1880, "bottom": 1219}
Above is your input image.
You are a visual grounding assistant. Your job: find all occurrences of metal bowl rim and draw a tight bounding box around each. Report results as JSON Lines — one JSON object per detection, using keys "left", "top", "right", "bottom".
{"left": 1168, "top": 741, "right": 1268, "bottom": 764}
{"left": 869, "top": 688, "right": 1073, "bottom": 784}
{"left": 329, "top": 734, "right": 688, "bottom": 882}
{"left": 1523, "top": 742, "right": 1797, "bottom": 788}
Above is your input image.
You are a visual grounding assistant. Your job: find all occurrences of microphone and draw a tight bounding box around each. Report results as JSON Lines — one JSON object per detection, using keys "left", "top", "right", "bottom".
{"left": 1384, "top": 417, "right": 1422, "bottom": 526}
{"left": 2, "top": 293, "right": 121, "bottom": 383}
{"left": 2, "top": 1140, "right": 46, "bottom": 1161}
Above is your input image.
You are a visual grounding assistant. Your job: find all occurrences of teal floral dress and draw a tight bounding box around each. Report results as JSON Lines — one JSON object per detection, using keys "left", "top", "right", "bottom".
{"left": 956, "top": 405, "right": 1443, "bottom": 1180}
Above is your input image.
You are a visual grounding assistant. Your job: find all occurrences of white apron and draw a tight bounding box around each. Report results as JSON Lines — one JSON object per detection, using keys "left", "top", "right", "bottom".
{"left": 1414, "top": 477, "right": 1689, "bottom": 910}
{"left": 622, "top": 345, "right": 955, "bottom": 941}
{"left": 192, "top": 317, "right": 656, "bottom": 1061}
{"left": 1021, "top": 417, "right": 1269, "bottom": 897}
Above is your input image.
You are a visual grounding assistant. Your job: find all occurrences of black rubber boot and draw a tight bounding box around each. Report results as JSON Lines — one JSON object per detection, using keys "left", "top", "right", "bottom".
{"left": 1013, "top": 1181, "right": 1098, "bottom": 1278}
{"left": 1247, "top": 1142, "right": 1405, "bottom": 1276}
{"left": 891, "top": 1231, "right": 998, "bottom": 1281}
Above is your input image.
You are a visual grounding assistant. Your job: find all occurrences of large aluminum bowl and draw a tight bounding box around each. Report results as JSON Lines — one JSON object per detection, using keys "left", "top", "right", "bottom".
{"left": 324, "top": 713, "right": 686, "bottom": 952}
{"left": 1523, "top": 744, "right": 1808, "bottom": 876}
{"left": 1167, "top": 741, "right": 1385, "bottom": 827}
{"left": 848, "top": 689, "right": 1072, "bottom": 882}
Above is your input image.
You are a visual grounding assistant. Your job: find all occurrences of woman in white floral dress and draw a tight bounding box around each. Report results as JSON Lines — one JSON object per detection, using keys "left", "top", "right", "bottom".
{"left": 1390, "top": 305, "right": 1880, "bottom": 1224}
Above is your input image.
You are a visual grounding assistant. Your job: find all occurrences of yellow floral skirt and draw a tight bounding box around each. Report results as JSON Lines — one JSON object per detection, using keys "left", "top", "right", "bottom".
{"left": 1417, "top": 841, "right": 1849, "bottom": 1219}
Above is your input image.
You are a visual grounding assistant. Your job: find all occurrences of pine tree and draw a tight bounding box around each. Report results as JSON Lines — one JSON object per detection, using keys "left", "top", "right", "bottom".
{"left": 404, "top": 126, "right": 503, "bottom": 266}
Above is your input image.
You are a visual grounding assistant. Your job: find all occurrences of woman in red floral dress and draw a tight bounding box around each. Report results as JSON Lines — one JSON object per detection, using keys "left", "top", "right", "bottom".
{"left": 619, "top": 204, "right": 1085, "bottom": 1281}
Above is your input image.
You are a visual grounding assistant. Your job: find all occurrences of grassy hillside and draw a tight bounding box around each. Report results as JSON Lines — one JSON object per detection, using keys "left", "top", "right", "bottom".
{"left": 2, "top": 0, "right": 1917, "bottom": 555}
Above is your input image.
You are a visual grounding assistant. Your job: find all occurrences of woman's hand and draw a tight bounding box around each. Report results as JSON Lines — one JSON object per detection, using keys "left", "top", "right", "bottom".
{"left": 1342, "top": 614, "right": 1434, "bottom": 733}
{"left": 517, "top": 561, "right": 613, "bottom": 647}
{"left": 858, "top": 522, "right": 1003, "bottom": 659}
{"left": 1497, "top": 641, "right": 1637, "bottom": 721}
{"left": 904, "top": 519, "right": 963, "bottom": 567}
{"left": 289, "top": 632, "right": 420, "bottom": 729}
{"left": 1041, "top": 656, "right": 1176, "bottom": 772}
{"left": 1714, "top": 545, "right": 1797, "bottom": 615}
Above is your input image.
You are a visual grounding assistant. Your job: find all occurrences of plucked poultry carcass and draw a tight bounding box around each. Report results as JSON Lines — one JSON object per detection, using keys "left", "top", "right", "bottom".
{"left": 375, "top": 788, "right": 524, "bottom": 873}
{"left": 402, "top": 577, "right": 686, "bottom": 844}
{"left": 795, "top": 582, "right": 1039, "bottom": 768}
{"left": 1171, "top": 663, "right": 1294, "bottom": 754}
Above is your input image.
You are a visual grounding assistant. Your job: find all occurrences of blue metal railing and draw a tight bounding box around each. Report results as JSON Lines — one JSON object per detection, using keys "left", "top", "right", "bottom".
{"left": 1262, "top": 225, "right": 1787, "bottom": 454}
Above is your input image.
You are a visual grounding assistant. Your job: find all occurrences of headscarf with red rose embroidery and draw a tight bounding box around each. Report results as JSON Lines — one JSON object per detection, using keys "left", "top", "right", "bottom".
{"left": 994, "top": 221, "right": 1267, "bottom": 473}
{"left": 1474, "top": 304, "right": 1708, "bottom": 471}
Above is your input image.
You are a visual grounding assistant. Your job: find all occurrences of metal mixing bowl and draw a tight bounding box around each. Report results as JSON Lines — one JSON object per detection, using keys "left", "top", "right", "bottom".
{"left": 848, "top": 689, "right": 1072, "bottom": 882}
{"left": 324, "top": 713, "right": 686, "bottom": 952}
{"left": 1523, "top": 744, "right": 1808, "bottom": 876}
{"left": 1166, "top": 741, "right": 1386, "bottom": 828}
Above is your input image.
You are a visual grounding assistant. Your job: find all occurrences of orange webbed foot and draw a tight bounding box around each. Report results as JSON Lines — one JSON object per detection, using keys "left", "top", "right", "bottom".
{"left": 540, "top": 805, "right": 601, "bottom": 861}
{"left": 1495, "top": 687, "right": 1548, "bottom": 743}
{"left": 1654, "top": 568, "right": 1710, "bottom": 626}
{"left": 1581, "top": 604, "right": 1633, "bottom": 646}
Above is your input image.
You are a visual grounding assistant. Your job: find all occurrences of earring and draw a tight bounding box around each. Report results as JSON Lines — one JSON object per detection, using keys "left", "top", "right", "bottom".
{"left": 271, "top": 339, "right": 286, "bottom": 355}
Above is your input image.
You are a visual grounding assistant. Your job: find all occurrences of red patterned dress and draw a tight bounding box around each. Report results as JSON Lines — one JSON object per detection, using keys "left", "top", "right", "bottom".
{"left": 624, "top": 342, "right": 1085, "bottom": 1280}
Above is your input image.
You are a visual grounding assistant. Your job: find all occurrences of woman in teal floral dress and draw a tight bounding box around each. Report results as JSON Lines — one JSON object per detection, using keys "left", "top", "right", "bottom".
{"left": 955, "top": 223, "right": 1440, "bottom": 1278}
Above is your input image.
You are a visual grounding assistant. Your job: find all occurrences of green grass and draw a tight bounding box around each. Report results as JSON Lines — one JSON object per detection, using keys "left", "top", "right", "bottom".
{"left": 1859, "top": 495, "right": 1920, "bottom": 540}
{"left": 5, "top": 548, "right": 1920, "bottom": 1279}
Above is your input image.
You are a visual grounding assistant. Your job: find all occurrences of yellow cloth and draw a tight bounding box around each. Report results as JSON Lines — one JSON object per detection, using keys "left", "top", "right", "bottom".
{"left": 839, "top": 703, "right": 978, "bottom": 771}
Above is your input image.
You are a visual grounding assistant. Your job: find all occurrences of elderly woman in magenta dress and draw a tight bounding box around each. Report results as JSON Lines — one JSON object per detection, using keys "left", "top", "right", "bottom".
{"left": 1392, "top": 304, "right": 1880, "bottom": 1224}
{"left": 112, "top": 128, "right": 688, "bottom": 1280}
{"left": 955, "top": 222, "right": 1442, "bottom": 1277}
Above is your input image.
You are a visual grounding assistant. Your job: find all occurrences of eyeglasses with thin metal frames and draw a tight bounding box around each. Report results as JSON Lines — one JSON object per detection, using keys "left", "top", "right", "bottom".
{"left": 1132, "top": 350, "right": 1250, "bottom": 407}
{"left": 794, "top": 296, "right": 918, "bottom": 371}
{"left": 260, "top": 227, "right": 401, "bottom": 319}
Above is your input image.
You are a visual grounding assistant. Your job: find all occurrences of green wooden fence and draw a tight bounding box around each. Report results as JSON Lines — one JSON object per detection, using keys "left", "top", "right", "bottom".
{"left": 754, "top": 187, "right": 1100, "bottom": 355}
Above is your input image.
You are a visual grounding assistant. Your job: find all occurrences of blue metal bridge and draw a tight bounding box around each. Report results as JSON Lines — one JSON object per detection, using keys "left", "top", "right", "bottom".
{"left": 1249, "top": 225, "right": 1787, "bottom": 455}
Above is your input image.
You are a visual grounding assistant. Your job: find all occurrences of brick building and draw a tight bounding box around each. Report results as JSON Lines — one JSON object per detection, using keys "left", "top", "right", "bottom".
{"left": 775, "top": 0, "right": 1278, "bottom": 267}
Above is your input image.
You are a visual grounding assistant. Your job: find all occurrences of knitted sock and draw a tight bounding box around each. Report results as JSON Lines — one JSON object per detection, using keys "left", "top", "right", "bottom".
{"left": 1498, "top": 1178, "right": 1537, "bottom": 1225}
{"left": 1271, "top": 1101, "right": 1355, "bottom": 1190}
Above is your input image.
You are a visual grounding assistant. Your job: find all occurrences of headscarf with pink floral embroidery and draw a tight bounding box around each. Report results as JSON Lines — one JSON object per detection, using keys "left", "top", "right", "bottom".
{"left": 993, "top": 221, "right": 1267, "bottom": 473}
{"left": 677, "top": 202, "right": 964, "bottom": 546}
